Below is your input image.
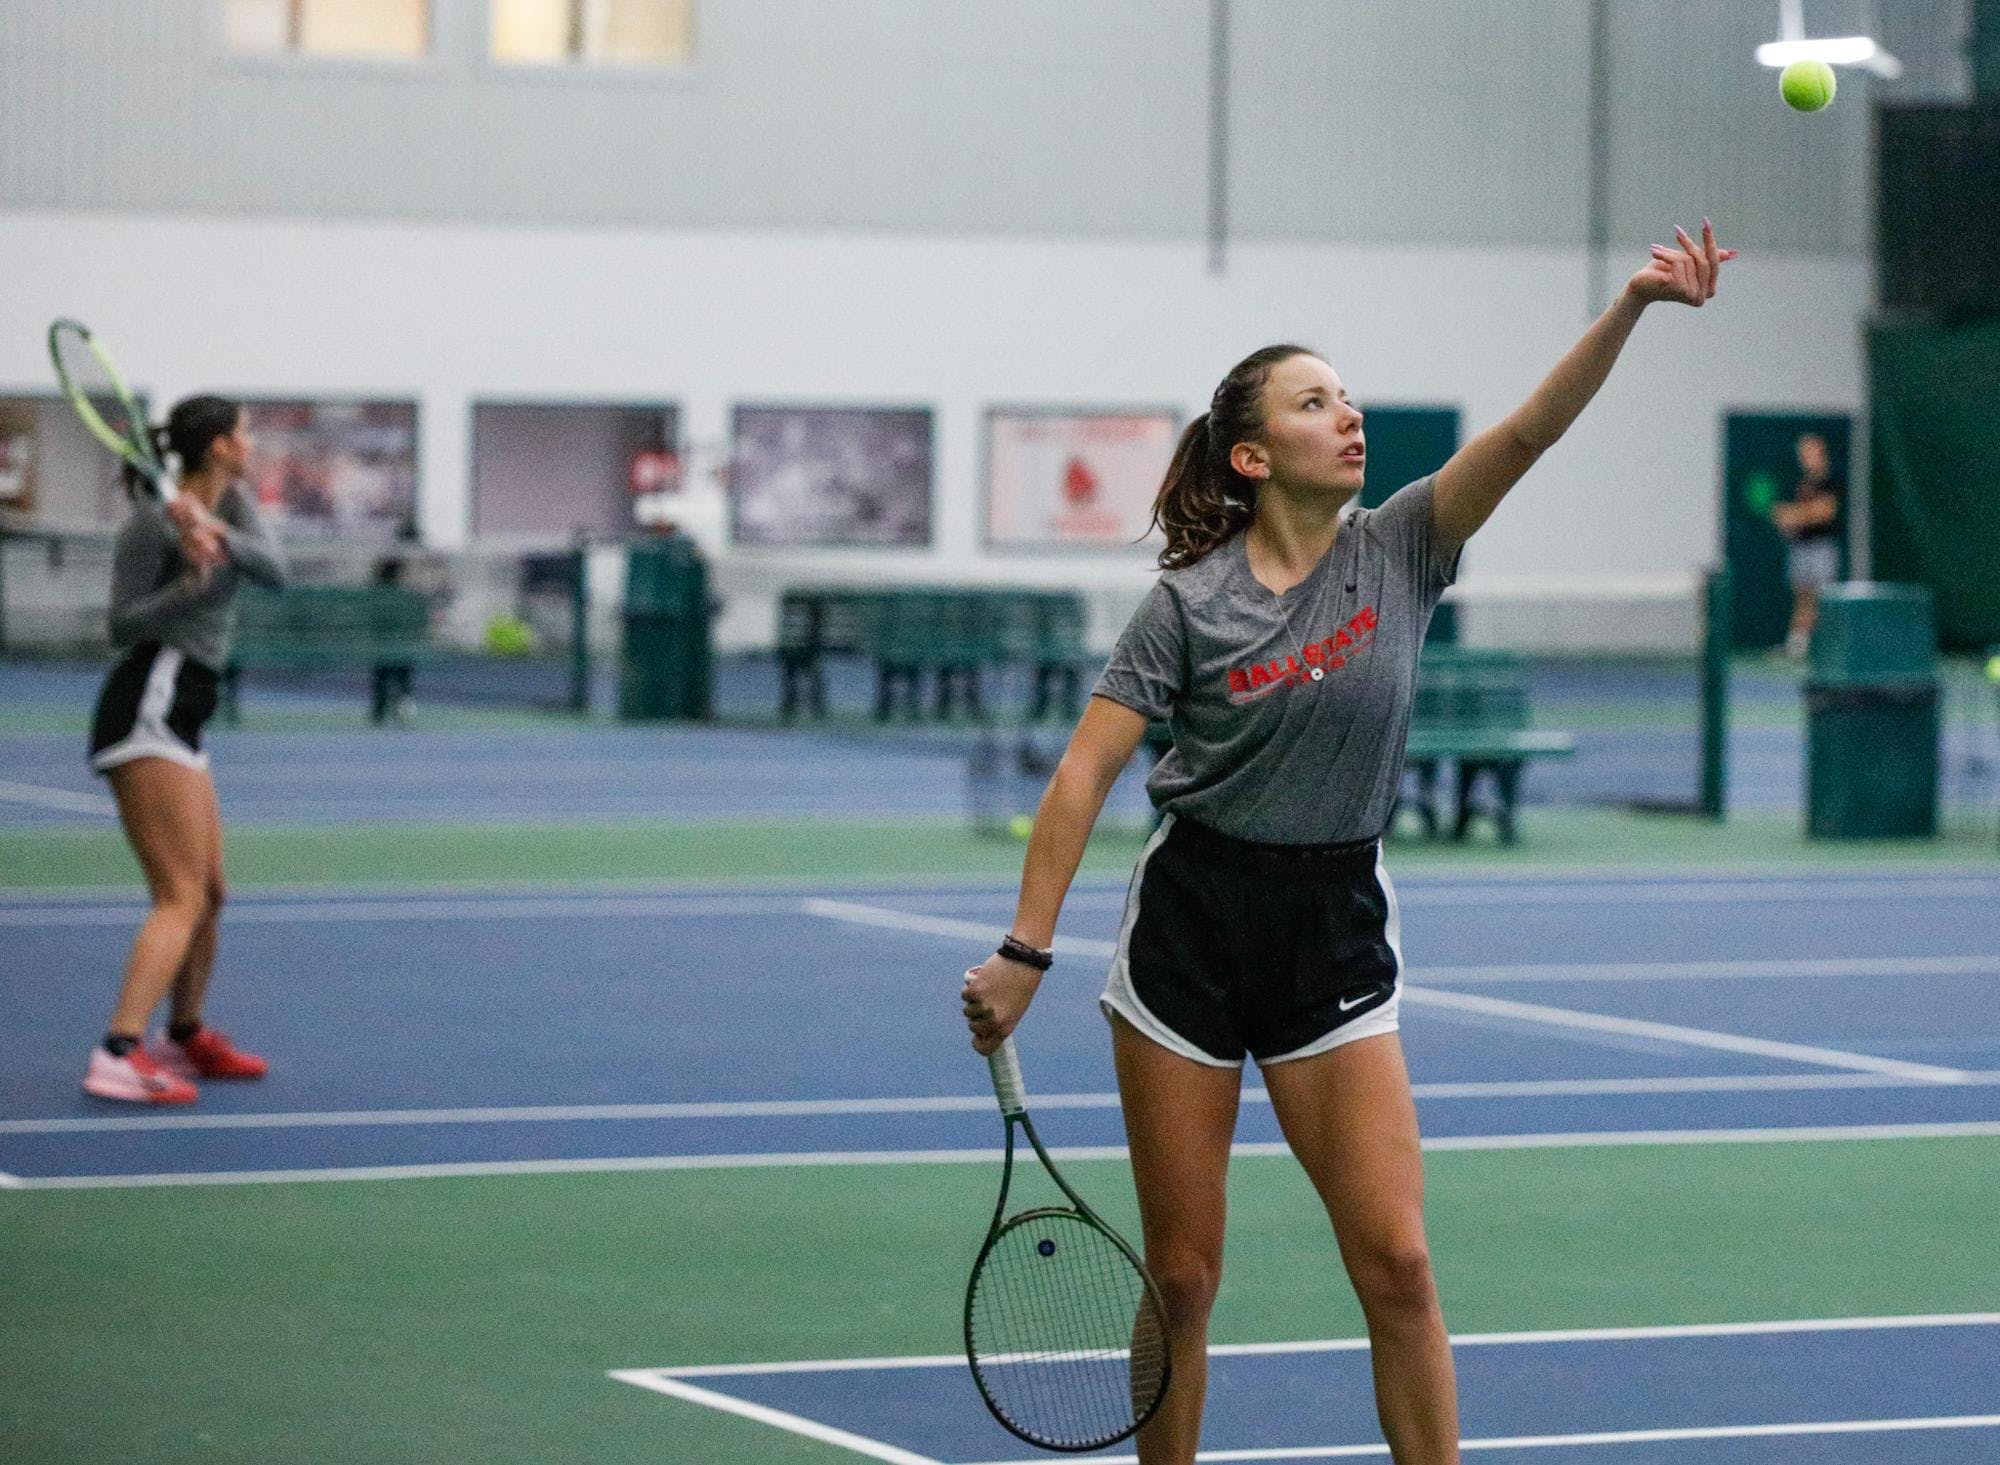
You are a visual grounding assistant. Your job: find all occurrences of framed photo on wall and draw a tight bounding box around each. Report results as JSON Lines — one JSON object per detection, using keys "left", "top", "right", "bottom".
{"left": 729, "top": 405, "right": 933, "bottom": 548}
{"left": 983, "top": 406, "right": 1179, "bottom": 551}
{"left": 0, "top": 395, "right": 133, "bottom": 522}
{"left": 242, "top": 398, "right": 419, "bottom": 541}
{"left": 471, "top": 400, "right": 680, "bottom": 538}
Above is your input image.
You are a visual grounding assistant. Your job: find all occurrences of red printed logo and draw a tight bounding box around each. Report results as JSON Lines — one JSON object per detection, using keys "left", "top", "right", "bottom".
{"left": 1226, "top": 606, "right": 1378, "bottom": 704}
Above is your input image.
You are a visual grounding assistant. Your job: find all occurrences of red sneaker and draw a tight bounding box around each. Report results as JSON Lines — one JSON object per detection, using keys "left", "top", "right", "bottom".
{"left": 84, "top": 1046, "right": 198, "bottom": 1105}
{"left": 149, "top": 1028, "right": 269, "bottom": 1081}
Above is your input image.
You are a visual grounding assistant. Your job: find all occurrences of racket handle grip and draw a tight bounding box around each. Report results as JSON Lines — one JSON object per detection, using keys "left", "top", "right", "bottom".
{"left": 987, "top": 1037, "right": 1028, "bottom": 1117}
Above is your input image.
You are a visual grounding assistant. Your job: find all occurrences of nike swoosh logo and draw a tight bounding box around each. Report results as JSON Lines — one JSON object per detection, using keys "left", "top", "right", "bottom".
{"left": 1338, "top": 989, "right": 1379, "bottom": 1012}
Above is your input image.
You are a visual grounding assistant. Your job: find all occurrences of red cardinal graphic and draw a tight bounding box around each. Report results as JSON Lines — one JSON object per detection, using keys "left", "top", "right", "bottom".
{"left": 1062, "top": 456, "right": 1099, "bottom": 506}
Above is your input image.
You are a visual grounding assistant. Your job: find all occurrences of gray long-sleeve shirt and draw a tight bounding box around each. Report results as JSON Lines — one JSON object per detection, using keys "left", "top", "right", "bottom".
{"left": 107, "top": 483, "right": 288, "bottom": 670}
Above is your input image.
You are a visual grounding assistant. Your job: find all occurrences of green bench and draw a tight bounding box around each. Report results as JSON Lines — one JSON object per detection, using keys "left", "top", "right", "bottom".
{"left": 220, "top": 584, "right": 438, "bottom": 725}
{"left": 776, "top": 587, "right": 1088, "bottom": 722}
{"left": 1137, "top": 649, "right": 1574, "bottom": 844}
{"left": 1401, "top": 648, "right": 1575, "bottom": 843}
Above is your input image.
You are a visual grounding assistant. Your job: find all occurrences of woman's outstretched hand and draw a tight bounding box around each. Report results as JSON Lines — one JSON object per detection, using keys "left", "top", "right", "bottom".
{"left": 1629, "top": 218, "right": 1737, "bottom": 307}
{"left": 962, "top": 954, "right": 1044, "bottom": 1057}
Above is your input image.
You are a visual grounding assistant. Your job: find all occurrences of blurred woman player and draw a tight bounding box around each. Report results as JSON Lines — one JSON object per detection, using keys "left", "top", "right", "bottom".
{"left": 83, "top": 396, "right": 287, "bottom": 1104}
{"left": 962, "top": 222, "right": 1736, "bottom": 1462}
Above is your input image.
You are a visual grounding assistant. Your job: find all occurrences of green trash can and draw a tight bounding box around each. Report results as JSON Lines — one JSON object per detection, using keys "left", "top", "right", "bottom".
{"left": 618, "top": 535, "right": 713, "bottom": 721}
{"left": 1804, "top": 583, "right": 1938, "bottom": 838}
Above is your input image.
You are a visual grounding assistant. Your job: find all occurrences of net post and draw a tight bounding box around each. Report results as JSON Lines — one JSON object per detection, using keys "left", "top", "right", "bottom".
{"left": 1700, "top": 564, "right": 1732, "bottom": 820}
{"left": 568, "top": 534, "right": 590, "bottom": 716}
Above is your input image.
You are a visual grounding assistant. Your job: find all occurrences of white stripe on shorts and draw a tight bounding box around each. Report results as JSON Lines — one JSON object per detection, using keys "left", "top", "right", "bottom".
{"left": 92, "top": 646, "right": 209, "bottom": 773}
{"left": 1098, "top": 813, "right": 1243, "bottom": 1069}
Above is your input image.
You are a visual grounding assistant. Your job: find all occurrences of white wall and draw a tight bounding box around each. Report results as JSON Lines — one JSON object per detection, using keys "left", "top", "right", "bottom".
{"left": 0, "top": 209, "right": 1866, "bottom": 649}
{"left": 0, "top": 1, "right": 1967, "bottom": 250}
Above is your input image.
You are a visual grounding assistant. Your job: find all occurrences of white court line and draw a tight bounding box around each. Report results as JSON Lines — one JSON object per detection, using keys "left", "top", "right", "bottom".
{"left": 805, "top": 897, "right": 1115, "bottom": 959}
{"left": 1055, "top": 875, "right": 2000, "bottom": 913}
{"left": 0, "top": 1171, "right": 23, "bottom": 1188}
{"left": 1381, "top": 879, "right": 2000, "bottom": 909}
{"left": 620, "top": 1316, "right": 2000, "bottom": 1464}
{"left": 0, "top": 871, "right": 1130, "bottom": 906}
{"left": 607, "top": 1370, "right": 942, "bottom": 1465}
{"left": 646, "top": 1311, "right": 2000, "bottom": 1378}
{"left": 1405, "top": 954, "right": 2000, "bottom": 984}
{"left": 0, "top": 894, "right": 815, "bottom": 928}
{"left": 807, "top": 900, "right": 1975, "bottom": 1084}
{"left": 0, "top": 1094, "right": 1017, "bottom": 1134}
{"left": 12, "top": 1068, "right": 1995, "bottom": 1135}
{"left": 1401, "top": 988, "right": 1971, "bottom": 1084}
{"left": 964, "top": 1415, "right": 2000, "bottom": 1462}
{"left": 0, "top": 779, "right": 117, "bottom": 816}
{"left": 0, "top": 874, "right": 1113, "bottom": 906}
{"left": 13, "top": 1120, "right": 2000, "bottom": 1188}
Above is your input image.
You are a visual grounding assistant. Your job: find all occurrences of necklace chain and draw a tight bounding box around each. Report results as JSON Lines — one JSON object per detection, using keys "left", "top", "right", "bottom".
{"left": 1257, "top": 514, "right": 1357, "bottom": 685}
{"left": 1273, "top": 567, "right": 1327, "bottom": 682}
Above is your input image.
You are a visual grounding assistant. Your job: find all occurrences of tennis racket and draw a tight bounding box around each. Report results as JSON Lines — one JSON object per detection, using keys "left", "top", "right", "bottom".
{"left": 963, "top": 1013, "right": 1171, "bottom": 1452}
{"left": 48, "top": 318, "right": 173, "bottom": 502}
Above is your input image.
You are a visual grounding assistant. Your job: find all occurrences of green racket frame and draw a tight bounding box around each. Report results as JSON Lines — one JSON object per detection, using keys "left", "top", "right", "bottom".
{"left": 47, "top": 318, "right": 174, "bottom": 502}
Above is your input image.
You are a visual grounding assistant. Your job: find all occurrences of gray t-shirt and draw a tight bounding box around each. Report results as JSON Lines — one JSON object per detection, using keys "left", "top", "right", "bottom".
{"left": 1093, "top": 475, "right": 1461, "bottom": 844}
{"left": 108, "top": 483, "right": 288, "bottom": 671}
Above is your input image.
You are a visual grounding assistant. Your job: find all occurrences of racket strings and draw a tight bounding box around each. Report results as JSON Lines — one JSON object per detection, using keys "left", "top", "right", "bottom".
{"left": 968, "top": 1209, "right": 1168, "bottom": 1449}
{"left": 51, "top": 326, "right": 147, "bottom": 453}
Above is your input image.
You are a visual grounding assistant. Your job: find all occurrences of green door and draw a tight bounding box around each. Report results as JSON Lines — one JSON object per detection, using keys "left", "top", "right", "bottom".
{"left": 1722, "top": 412, "right": 1852, "bottom": 651}
{"left": 1360, "top": 406, "right": 1461, "bottom": 641}
{"left": 1358, "top": 406, "right": 1460, "bottom": 510}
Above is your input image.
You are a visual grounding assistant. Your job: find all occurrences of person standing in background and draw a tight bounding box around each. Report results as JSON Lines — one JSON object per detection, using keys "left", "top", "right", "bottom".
{"left": 1773, "top": 431, "right": 1842, "bottom": 658}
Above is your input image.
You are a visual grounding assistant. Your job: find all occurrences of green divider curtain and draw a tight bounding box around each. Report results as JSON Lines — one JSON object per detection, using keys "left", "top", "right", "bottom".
{"left": 1868, "top": 318, "right": 2000, "bottom": 653}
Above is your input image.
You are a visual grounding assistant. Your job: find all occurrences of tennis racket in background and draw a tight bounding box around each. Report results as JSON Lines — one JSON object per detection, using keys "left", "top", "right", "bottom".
{"left": 962, "top": 1014, "right": 1171, "bottom": 1452}
{"left": 48, "top": 318, "right": 173, "bottom": 502}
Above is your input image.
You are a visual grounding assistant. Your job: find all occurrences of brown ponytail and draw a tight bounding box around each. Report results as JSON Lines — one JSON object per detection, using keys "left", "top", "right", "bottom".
{"left": 1145, "top": 343, "right": 1315, "bottom": 570}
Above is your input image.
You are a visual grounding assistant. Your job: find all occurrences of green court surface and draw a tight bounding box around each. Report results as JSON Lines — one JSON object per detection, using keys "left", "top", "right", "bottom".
{"left": 5, "top": 1139, "right": 1998, "bottom": 1464}
{"left": 4, "top": 809, "right": 1996, "bottom": 892}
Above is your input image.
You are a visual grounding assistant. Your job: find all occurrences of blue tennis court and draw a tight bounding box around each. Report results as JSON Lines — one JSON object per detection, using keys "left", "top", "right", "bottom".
{"left": 7, "top": 837, "right": 2000, "bottom": 1460}
{"left": 8, "top": 11, "right": 2000, "bottom": 1457}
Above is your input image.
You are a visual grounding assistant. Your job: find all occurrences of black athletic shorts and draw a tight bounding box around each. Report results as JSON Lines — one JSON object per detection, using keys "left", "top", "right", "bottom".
{"left": 1100, "top": 812, "right": 1403, "bottom": 1067}
{"left": 88, "top": 642, "right": 219, "bottom": 775}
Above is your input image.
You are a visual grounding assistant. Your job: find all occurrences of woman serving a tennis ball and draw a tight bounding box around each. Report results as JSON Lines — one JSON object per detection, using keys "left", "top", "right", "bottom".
{"left": 962, "top": 221, "right": 1736, "bottom": 1463}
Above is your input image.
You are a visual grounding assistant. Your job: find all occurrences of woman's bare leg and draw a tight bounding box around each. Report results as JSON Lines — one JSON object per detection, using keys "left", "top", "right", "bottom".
{"left": 1262, "top": 1033, "right": 1460, "bottom": 1463}
{"left": 1111, "top": 1014, "right": 1243, "bottom": 1464}
{"left": 167, "top": 771, "right": 226, "bottom": 1029}
{"left": 104, "top": 759, "right": 220, "bottom": 1039}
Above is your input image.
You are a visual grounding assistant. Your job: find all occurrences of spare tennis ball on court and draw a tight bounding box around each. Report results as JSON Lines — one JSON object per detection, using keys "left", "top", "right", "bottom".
{"left": 1780, "top": 59, "right": 1836, "bottom": 112}
{"left": 484, "top": 613, "right": 536, "bottom": 656}
{"left": 1986, "top": 653, "right": 2000, "bottom": 684}
{"left": 1008, "top": 815, "right": 1034, "bottom": 840}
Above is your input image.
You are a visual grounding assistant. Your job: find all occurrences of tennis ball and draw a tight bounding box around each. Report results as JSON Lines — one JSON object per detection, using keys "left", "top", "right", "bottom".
{"left": 1780, "top": 59, "right": 1836, "bottom": 112}
{"left": 1985, "top": 653, "right": 2000, "bottom": 684}
{"left": 1008, "top": 815, "right": 1034, "bottom": 840}
{"left": 484, "top": 613, "right": 536, "bottom": 656}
